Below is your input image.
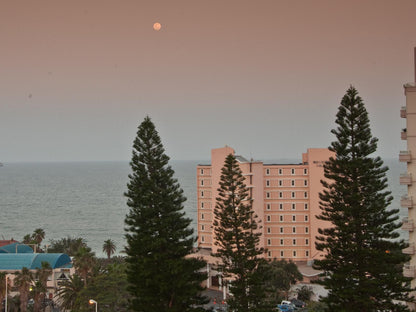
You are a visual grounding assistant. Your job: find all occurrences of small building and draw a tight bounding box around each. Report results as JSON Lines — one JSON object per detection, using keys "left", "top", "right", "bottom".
{"left": 0, "top": 242, "right": 73, "bottom": 302}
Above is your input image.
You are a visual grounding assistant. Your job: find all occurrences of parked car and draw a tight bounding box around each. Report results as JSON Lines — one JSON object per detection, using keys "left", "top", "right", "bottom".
{"left": 290, "top": 298, "right": 306, "bottom": 309}
{"left": 277, "top": 301, "right": 295, "bottom": 312}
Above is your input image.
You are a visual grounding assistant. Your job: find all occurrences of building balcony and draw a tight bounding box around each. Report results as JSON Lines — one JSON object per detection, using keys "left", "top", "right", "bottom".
{"left": 404, "top": 264, "right": 416, "bottom": 278}
{"left": 400, "top": 173, "right": 412, "bottom": 185}
{"left": 399, "top": 151, "right": 412, "bottom": 163}
{"left": 402, "top": 129, "right": 407, "bottom": 140}
{"left": 402, "top": 218, "right": 414, "bottom": 232}
{"left": 403, "top": 243, "right": 415, "bottom": 255}
{"left": 401, "top": 106, "right": 407, "bottom": 118}
{"left": 401, "top": 195, "right": 413, "bottom": 208}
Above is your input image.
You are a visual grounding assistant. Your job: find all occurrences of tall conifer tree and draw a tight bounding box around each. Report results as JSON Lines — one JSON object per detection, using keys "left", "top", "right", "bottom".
{"left": 213, "top": 154, "right": 270, "bottom": 312}
{"left": 314, "top": 86, "right": 413, "bottom": 311}
{"left": 124, "top": 116, "right": 207, "bottom": 312}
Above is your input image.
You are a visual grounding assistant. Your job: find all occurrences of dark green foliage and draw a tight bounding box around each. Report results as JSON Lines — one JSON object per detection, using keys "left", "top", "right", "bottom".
{"left": 57, "top": 261, "right": 131, "bottom": 312}
{"left": 48, "top": 236, "right": 89, "bottom": 256}
{"left": 124, "top": 116, "right": 207, "bottom": 312}
{"left": 258, "top": 259, "right": 303, "bottom": 302}
{"left": 213, "top": 154, "right": 270, "bottom": 312}
{"left": 306, "top": 301, "right": 328, "bottom": 312}
{"left": 297, "top": 285, "right": 313, "bottom": 302}
{"left": 21, "top": 228, "right": 45, "bottom": 252}
{"left": 314, "top": 86, "right": 413, "bottom": 311}
{"left": 57, "top": 274, "right": 84, "bottom": 311}
{"left": 76, "top": 262, "right": 132, "bottom": 312}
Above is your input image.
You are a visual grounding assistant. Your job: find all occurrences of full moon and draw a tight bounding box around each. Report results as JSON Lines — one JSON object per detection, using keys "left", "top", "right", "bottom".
{"left": 153, "top": 22, "right": 162, "bottom": 31}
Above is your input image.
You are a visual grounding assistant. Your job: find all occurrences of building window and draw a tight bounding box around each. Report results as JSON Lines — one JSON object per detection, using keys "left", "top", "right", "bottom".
{"left": 304, "top": 192, "right": 308, "bottom": 198}
{"left": 279, "top": 192, "right": 283, "bottom": 198}
{"left": 292, "top": 215, "right": 296, "bottom": 222}
{"left": 201, "top": 191, "right": 204, "bottom": 197}
{"left": 280, "top": 239, "right": 284, "bottom": 245}
{"left": 201, "top": 169, "right": 204, "bottom": 175}
{"left": 201, "top": 202, "right": 204, "bottom": 208}
{"left": 266, "top": 203, "right": 271, "bottom": 210}
{"left": 280, "top": 251, "right": 284, "bottom": 257}
{"left": 291, "top": 168, "right": 295, "bottom": 175}
{"left": 267, "top": 215, "right": 271, "bottom": 222}
{"left": 304, "top": 203, "right": 308, "bottom": 210}
{"left": 201, "top": 179, "right": 204, "bottom": 186}
{"left": 280, "top": 215, "right": 283, "bottom": 222}
{"left": 267, "top": 227, "right": 271, "bottom": 233}
{"left": 201, "top": 236, "right": 205, "bottom": 242}
{"left": 266, "top": 180, "right": 270, "bottom": 187}
{"left": 291, "top": 180, "right": 295, "bottom": 186}
{"left": 201, "top": 225, "right": 205, "bottom": 231}
{"left": 306, "top": 239, "right": 309, "bottom": 245}
{"left": 293, "top": 251, "right": 297, "bottom": 257}
{"left": 279, "top": 180, "right": 283, "bottom": 186}
{"left": 278, "top": 168, "right": 283, "bottom": 175}
{"left": 279, "top": 203, "right": 283, "bottom": 210}
{"left": 291, "top": 192, "right": 295, "bottom": 198}
{"left": 293, "top": 239, "right": 296, "bottom": 245}
{"left": 266, "top": 168, "right": 270, "bottom": 175}
{"left": 280, "top": 227, "right": 284, "bottom": 233}
{"left": 268, "top": 251, "right": 272, "bottom": 258}
{"left": 292, "top": 203, "right": 296, "bottom": 210}
{"left": 267, "top": 239, "right": 271, "bottom": 246}
{"left": 304, "top": 168, "right": 307, "bottom": 175}
{"left": 305, "top": 215, "right": 308, "bottom": 222}
{"left": 292, "top": 227, "right": 296, "bottom": 233}
{"left": 304, "top": 180, "right": 308, "bottom": 186}
{"left": 266, "top": 192, "right": 270, "bottom": 198}
{"left": 201, "top": 213, "right": 204, "bottom": 220}
{"left": 306, "top": 250, "right": 309, "bottom": 257}
{"left": 305, "top": 227, "right": 309, "bottom": 233}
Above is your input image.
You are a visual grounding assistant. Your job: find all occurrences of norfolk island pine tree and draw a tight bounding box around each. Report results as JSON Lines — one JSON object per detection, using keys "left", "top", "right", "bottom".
{"left": 124, "top": 116, "right": 207, "bottom": 312}
{"left": 314, "top": 86, "right": 414, "bottom": 311}
{"left": 213, "top": 153, "right": 273, "bottom": 312}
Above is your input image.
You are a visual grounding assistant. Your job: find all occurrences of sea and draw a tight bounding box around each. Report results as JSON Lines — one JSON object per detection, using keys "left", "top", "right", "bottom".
{"left": 0, "top": 159, "right": 408, "bottom": 258}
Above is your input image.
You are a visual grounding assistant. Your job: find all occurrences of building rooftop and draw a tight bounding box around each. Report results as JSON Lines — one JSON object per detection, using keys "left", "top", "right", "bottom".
{"left": 0, "top": 253, "right": 72, "bottom": 270}
{"left": 0, "top": 242, "right": 34, "bottom": 254}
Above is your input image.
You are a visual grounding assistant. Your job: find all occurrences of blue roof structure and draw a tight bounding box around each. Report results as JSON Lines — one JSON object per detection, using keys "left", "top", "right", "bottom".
{"left": 0, "top": 253, "right": 72, "bottom": 270}
{"left": 0, "top": 242, "right": 34, "bottom": 254}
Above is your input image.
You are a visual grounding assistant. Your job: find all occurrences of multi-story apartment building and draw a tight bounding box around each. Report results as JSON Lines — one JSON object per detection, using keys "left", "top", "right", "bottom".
{"left": 197, "top": 146, "right": 333, "bottom": 263}
{"left": 400, "top": 48, "right": 416, "bottom": 309}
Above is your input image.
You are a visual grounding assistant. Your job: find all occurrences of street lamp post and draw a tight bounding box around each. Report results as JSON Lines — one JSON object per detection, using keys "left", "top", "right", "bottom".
{"left": 5, "top": 275, "right": 7, "bottom": 312}
{"left": 89, "top": 299, "right": 97, "bottom": 312}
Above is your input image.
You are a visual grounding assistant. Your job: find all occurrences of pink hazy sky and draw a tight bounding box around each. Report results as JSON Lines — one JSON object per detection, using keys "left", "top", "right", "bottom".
{"left": 1, "top": 0, "right": 415, "bottom": 162}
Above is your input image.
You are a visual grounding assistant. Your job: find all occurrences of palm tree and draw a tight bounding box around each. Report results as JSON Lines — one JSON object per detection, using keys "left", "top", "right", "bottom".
{"left": 56, "top": 274, "right": 84, "bottom": 311}
{"left": 14, "top": 267, "right": 33, "bottom": 312}
{"left": 34, "top": 262, "right": 52, "bottom": 312}
{"left": 73, "top": 247, "right": 96, "bottom": 286}
{"left": 32, "top": 228, "right": 45, "bottom": 252}
{"left": 22, "top": 234, "right": 33, "bottom": 245}
{"left": 31, "top": 280, "right": 44, "bottom": 312}
{"left": 102, "top": 239, "right": 116, "bottom": 259}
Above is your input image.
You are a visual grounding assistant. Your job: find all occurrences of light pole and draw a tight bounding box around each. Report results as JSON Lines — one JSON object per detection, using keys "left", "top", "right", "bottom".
{"left": 89, "top": 299, "right": 97, "bottom": 312}
{"left": 5, "top": 275, "right": 7, "bottom": 312}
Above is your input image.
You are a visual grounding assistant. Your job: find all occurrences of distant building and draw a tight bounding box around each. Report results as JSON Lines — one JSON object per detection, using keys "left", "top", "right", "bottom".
{"left": 0, "top": 241, "right": 73, "bottom": 304}
{"left": 196, "top": 146, "right": 333, "bottom": 265}
{"left": 400, "top": 47, "right": 416, "bottom": 309}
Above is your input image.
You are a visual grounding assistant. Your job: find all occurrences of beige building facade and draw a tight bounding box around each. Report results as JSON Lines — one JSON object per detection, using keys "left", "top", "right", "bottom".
{"left": 400, "top": 48, "right": 416, "bottom": 309}
{"left": 197, "top": 146, "right": 333, "bottom": 263}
